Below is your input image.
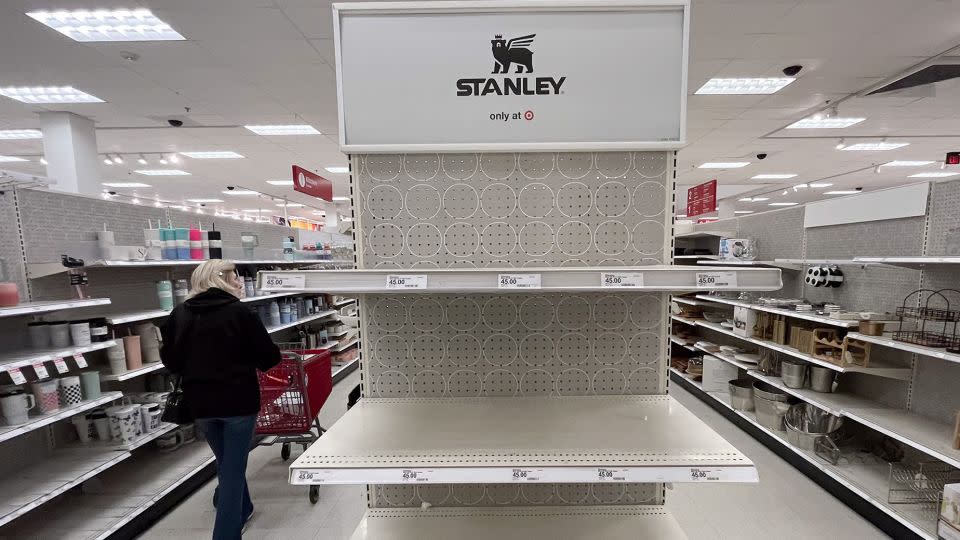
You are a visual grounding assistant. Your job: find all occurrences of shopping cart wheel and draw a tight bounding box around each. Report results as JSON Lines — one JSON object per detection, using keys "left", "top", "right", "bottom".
{"left": 309, "top": 486, "right": 320, "bottom": 504}
{"left": 301, "top": 443, "right": 309, "bottom": 452}
{"left": 281, "top": 443, "right": 291, "bottom": 461}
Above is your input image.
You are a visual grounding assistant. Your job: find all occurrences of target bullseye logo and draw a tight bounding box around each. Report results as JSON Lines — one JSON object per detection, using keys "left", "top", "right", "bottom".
{"left": 524, "top": 110, "right": 535, "bottom": 121}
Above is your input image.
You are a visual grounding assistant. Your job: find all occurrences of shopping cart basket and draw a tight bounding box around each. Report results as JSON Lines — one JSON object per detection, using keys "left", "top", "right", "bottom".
{"left": 256, "top": 346, "right": 333, "bottom": 503}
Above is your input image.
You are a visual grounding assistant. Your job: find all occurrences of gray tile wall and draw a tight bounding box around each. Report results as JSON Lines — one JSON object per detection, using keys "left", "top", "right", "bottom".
{"left": 926, "top": 179, "right": 960, "bottom": 256}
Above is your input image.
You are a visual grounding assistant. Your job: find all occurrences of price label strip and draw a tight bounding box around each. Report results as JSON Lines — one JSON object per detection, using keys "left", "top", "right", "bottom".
{"left": 293, "top": 470, "right": 321, "bottom": 484}
{"left": 510, "top": 468, "right": 541, "bottom": 482}
{"left": 600, "top": 272, "right": 644, "bottom": 288}
{"left": 498, "top": 273, "right": 541, "bottom": 289}
{"left": 695, "top": 271, "right": 738, "bottom": 288}
{"left": 32, "top": 362, "right": 49, "bottom": 379}
{"left": 72, "top": 354, "right": 88, "bottom": 368}
{"left": 8, "top": 368, "right": 26, "bottom": 385}
{"left": 385, "top": 275, "right": 428, "bottom": 290}
{"left": 399, "top": 469, "right": 430, "bottom": 482}
{"left": 689, "top": 467, "right": 723, "bottom": 482}
{"left": 596, "top": 467, "right": 629, "bottom": 482}
{"left": 53, "top": 358, "right": 70, "bottom": 374}
{"left": 263, "top": 273, "right": 306, "bottom": 290}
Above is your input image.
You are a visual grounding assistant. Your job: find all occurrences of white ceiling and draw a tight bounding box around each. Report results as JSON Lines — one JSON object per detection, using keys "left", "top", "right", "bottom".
{"left": 0, "top": 0, "right": 959, "bottom": 220}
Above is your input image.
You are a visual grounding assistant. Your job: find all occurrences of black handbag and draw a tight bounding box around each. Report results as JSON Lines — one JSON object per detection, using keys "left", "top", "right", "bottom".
{"left": 161, "top": 376, "right": 194, "bottom": 424}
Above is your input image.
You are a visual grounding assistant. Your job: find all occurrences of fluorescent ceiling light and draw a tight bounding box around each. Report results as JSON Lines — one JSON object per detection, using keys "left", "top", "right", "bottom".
{"left": 751, "top": 174, "right": 796, "bottom": 180}
{"left": 793, "top": 184, "right": 808, "bottom": 189}
{"left": 325, "top": 166, "right": 349, "bottom": 174}
{"left": 276, "top": 202, "right": 305, "bottom": 208}
{"left": 909, "top": 172, "right": 959, "bottom": 178}
{"left": 840, "top": 142, "right": 909, "bottom": 151}
{"left": 241, "top": 209, "right": 264, "bottom": 213}
{"left": 266, "top": 179, "right": 293, "bottom": 186}
{"left": 180, "top": 151, "right": 244, "bottom": 159}
{"left": 26, "top": 9, "right": 184, "bottom": 42}
{"left": 135, "top": 169, "right": 190, "bottom": 176}
{"left": 694, "top": 77, "right": 795, "bottom": 95}
{"left": 751, "top": 197, "right": 769, "bottom": 202}
{"left": 738, "top": 197, "right": 753, "bottom": 202}
{"left": 883, "top": 161, "right": 935, "bottom": 167}
{"left": 825, "top": 190, "right": 861, "bottom": 195}
{"left": 0, "top": 86, "right": 103, "bottom": 104}
{"left": 698, "top": 162, "right": 749, "bottom": 169}
{"left": 0, "top": 129, "right": 42, "bottom": 139}
{"left": 786, "top": 117, "right": 865, "bottom": 129}
{"left": 808, "top": 183, "right": 833, "bottom": 188}
{"left": 102, "top": 182, "right": 151, "bottom": 188}
{"left": 244, "top": 124, "right": 320, "bottom": 136}
{"left": 311, "top": 211, "right": 326, "bottom": 216}
{"left": 187, "top": 198, "right": 223, "bottom": 203}
{"left": 734, "top": 210, "right": 754, "bottom": 214}
{"left": 222, "top": 189, "right": 259, "bottom": 195}
{"left": 0, "top": 156, "right": 28, "bottom": 162}
{"left": 769, "top": 202, "right": 798, "bottom": 206}
{"left": 676, "top": 214, "right": 687, "bottom": 218}
{"left": 342, "top": 217, "right": 353, "bottom": 222}
{"left": 40, "top": 157, "right": 47, "bottom": 165}
{"left": 332, "top": 196, "right": 350, "bottom": 201}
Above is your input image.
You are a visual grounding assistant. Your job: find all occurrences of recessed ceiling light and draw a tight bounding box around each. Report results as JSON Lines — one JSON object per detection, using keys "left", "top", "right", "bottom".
{"left": 266, "top": 179, "right": 293, "bottom": 186}
{"left": 698, "top": 162, "right": 750, "bottom": 169}
{"left": 694, "top": 78, "right": 795, "bottom": 95}
{"left": 0, "top": 156, "right": 28, "bottom": 162}
{"left": 769, "top": 202, "right": 798, "bottom": 206}
{"left": 26, "top": 9, "right": 184, "bottom": 42}
{"left": 311, "top": 211, "right": 326, "bottom": 216}
{"left": 103, "top": 156, "right": 113, "bottom": 165}
{"left": 808, "top": 183, "right": 833, "bottom": 188}
{"left": 342, "top": 217, "right": 353, "bottom": 222}
{"left": 112, "top": 154, "right": 123, "bottom": 164}
{"left": 332, "top": 196, "right": 350, "bottom": 201}
{"left": 786, "top": 117, "right": 865, "bottom": 129}
{"left": 0, "top": 129, "right": 42, "bottom": 139}
{"left": 909, "top": 172, "right": 959, "bottom": 178}
{"left": 883, "top": 160, "right": 935, "bottom": 167}
{"left": 824, "top": 190, "right": 861, "bottom": 195}
{"left": 134, "top": 169, "right": 190, "bottom": 176}
{"left": 751, "top": 174, "right": 796, "bottom": 180}
{"left": 840, "top": 142, "right": 909, "bottom": 151}
{"left": 222, "top": 189, "right": 259, "bottom": 195}
{"left": 187, "top": 198, "right": 223, "bottom": 203}
{"left": 102, "top": 182, "right": 151, "bottom": 188}
{"left": 325, "top": 166, "right": 349, "bottom": 174}
{"left": 39, "top": 157, "right": 47, "bottom": 165}
{"left": 137, "top": 154, "right": 147, "bottom": 165}
{"left": 276, "top": 202, "right": 305, "bottom": 208}
{"left": 180, "top": 151, "right": 244, "bottom": 159}
{"left": 751, "top": 197, "right": 769, "bottom": 202}
{"left": 793, "top": 184, "right": 808, "bottom": 189}
{"left": 734, "top": 210, "right": 754, "bottom": 214}
{"left": 738, "top": 197, "right": 753, "bottom": 202}
{"left": 0, "top": 86, "right": 104, "bottom": 104}
{"left": 244, "top": 125, "right": 321, "bottom": 136}
{"left": 241, "top": 208, "right": 264, "bottom": 213}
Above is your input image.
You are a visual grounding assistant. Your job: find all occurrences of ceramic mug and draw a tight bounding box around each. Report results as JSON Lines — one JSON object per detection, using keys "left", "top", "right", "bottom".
{"left": 69, "top": 322, "right": 91, "bottom": 347}
{"left": 140, "top": 403, "right": 160, "bottom": 432}
{"left": 79, "top": 371, "right": 101, "bottom": 400}
{"left": 58, "top": 376, "right": 83, "bottom": 407}
{"left": 71, "top": 414, "right": 91, "bottom": 443}
{"left": 31, "top": 380, "right": 60, "bottom": 414}
{"left": 106, "top": 405, "right": 140, "bottom": 445}
{"left": 27, "top": 322, "right": 50, "bottom": 349}
{"left": 106, "top": 343, "right": 127, "bottom": 375}
{"left": 123, "top": 335, "right": 142, "bottom": 370}
{"left": 1, "top": 393, "right": 36, "bottom": 425}
{"left": 90, "top": 411, "right": 110, "bottom": 440}
{"left": 48, "top": 323, "right": 71, "bottom": 349}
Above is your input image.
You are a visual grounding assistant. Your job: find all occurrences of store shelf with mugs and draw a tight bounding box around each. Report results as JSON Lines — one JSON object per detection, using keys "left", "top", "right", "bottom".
{"left": 0, "top": 298, "right": 111, "bottom": 319}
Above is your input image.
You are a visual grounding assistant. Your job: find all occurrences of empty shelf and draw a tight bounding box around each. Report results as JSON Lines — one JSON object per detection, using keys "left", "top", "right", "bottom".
{"left": 0, "top": 298, "right": 111, "bottom": 319}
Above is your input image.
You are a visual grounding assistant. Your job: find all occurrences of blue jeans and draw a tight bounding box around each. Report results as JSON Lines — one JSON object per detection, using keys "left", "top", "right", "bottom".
{"left": 197, "top": 415, "right": 256, "bottom": 539}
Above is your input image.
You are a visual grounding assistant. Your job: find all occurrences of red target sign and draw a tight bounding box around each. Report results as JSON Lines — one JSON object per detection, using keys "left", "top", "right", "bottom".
{"left": 524, "top": 110, "right": 535, "bottom": 121}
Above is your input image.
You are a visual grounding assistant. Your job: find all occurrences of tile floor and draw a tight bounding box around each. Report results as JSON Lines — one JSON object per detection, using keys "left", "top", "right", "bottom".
{"left": 141, "top": 381, "right": 887, "bottom": 539}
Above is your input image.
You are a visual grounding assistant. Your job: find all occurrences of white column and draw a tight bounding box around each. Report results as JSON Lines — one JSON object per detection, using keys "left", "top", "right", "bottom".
{"left": 39, "top": 112, "right": 100, "bottom": 195}
{"left": 717, "top": 198, "right": 735, "bottom": 220}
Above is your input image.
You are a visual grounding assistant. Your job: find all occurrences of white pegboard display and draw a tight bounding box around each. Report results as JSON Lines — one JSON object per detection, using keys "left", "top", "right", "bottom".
{"left": 0, "top": 192, "right": 27, "bottom": 294}
{"left": 355, "top": 152, "right": 671, "bottom": 268}
{"left": 373, "top": 482, "right": 658, "bottom": 508}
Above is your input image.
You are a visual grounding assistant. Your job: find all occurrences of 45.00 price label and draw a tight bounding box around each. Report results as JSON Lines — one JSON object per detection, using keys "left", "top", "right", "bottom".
{"left": 695, "top": 271, "right": 737, "bottom": 289}
{"left": 385, "top": 275, "right": 428, "bottom": 290}
{"left": 689, "top": 467, "right": 721, "bottom": 481}
{"left": 498, "top": 273, "right": 541, "bottom": 289}
{"left": 600, "top": 272, "right": 644, "bottom": 288}
{"left": 263, "top": 273, "right": 306, "bottom": 290}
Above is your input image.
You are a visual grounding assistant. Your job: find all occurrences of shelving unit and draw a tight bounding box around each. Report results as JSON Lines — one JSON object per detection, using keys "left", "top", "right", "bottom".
{"left": 695, "top": 294, "right": 861, "bottom": 328}
{"left": 675, "top": 254, "right": 719, "bottom": 260}
{"left": 0, "top": 392, "right": 122, "bottom": 444}
{"left": 0, "top": 298, "right": 111, "bottom": 319}
{"left": 331, "top": 357, "right": 359, "bottom": 385}
{"left": 102, "top": 292, "right": 310, "bottom": 325}
{"left": 27, "top": 258, "right": 354, "bottom": 279}
{"left": 675, "top": 230, "right": 736, "bottom": 239}
{"left": 0, "top": 340, "right": 117, "bottom": 373}
{"left": 330, "top": 338, "right": 358, "bottom": 353}
{"left": 100, "top": 362, "right": 164, "bottom": 382}
{"left": 853, "top": 256, "right": 960, "bottom": 269}
{"left": 695, "top": 259, "right": 802, "bottom": 270}
{"left": 847, "top": 332, "right": 960, "bottom": 365}
{"left": 670, "top": 315, "right": 698, "bottom": 326}
{"left": 66, "top": 423, "right": 178, "bottom": 452}
{"left": 265, "top": 309, "right": 336, "bottom": 335}
{"left": 670, "top": 335, "right": 696, "bottom": 351}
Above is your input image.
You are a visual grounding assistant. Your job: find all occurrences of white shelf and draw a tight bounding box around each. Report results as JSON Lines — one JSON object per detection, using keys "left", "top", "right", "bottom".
{"left": 670, "top": 296, "right": 713, "bottom": 307}
{"left": 331, "top": 338, "right": 359, "bottom": 353}
{"left": 0, "top": 392, "right": 122, "bottom": 444}
{"left": 670, "top": 371, "right": 937, "bottom": 539}
{"left": 699, "top": 348, "right": 756, "bottom": 371}
{"left": 332, "top": 358, "right": 359, "bottom": 384}
{"left": 695, "top": 259, "right": 801, "bottom": 271}
{"left": 695, "top": 294, "right": 860, "bottom": 328}
{"left": 67, "top": 423, "right": 178, "bottom": 452}
{"left": 853, "top": 256, "right": 960, "bottom": 269}
{"left": 266, "top": 309, "right": 336, "bottom": 334}
{"left": 696, "top": 320, "right": 912, "bottom": 380}
{"left": 348, "top": 507, "right": 688, "bottom": 540}
{"left": 258, "top": 266, "right": 784, "bottom": 293}
{"left": 333, "top": 298, "right": 356, "bottom": 309}
{"left": 669, "top": 335, "right": 696, "bottom": 352}
{"left": 240, "top": 291, "right": 300, "bottom": 303}
{"left": 27, "top": 258, "right": 353, "bottom": 279}
{"left": 670, "top": 315, "right": 698, "bottom": 326}
{"left": 847, "top": 332, "right": 960, "bottom": 365}
{"left": 102, "top": 292, "right": 309, "bottom": 325}
{"left": 0, "top": 339, "right": 117, "bottom": 373}
{"left": 0, "top": 448, "right": 131, "bottom": 527}
{"left": 0, "top": 298, "right": 111, "bottom": 319}
{"left": 675, "top": 254, "right": 719, "bottom": 259}
{"left": 100, "top": 362, "right": 165, "bottom": 382}
{"left": 675, "top": 230, "right": 735, "bottom": 239}
{"left": 288, "top": 395, "right": 758, "bottom": 485}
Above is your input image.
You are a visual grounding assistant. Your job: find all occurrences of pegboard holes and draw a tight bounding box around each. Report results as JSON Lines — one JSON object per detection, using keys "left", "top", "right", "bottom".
{"left": 518, "top": 183, "right": 555, "bottom": 219}
{"left": 442, "top": 183, "right": 479, "bottom": 219}
{"left": 556, "top": 182, "right": 593, "bottom": 218}
{"left": 482, "top": 296, "right": 518, "bottom": 330}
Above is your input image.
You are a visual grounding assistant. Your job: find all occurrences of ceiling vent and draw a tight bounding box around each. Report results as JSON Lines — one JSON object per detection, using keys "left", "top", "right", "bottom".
{"left": 867, "top": 57, "right": 960, "bottom": 95}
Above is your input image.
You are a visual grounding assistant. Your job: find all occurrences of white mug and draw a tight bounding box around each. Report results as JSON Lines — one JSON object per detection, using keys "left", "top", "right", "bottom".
{"left": 1, "top": 393, "right": 36, "bottom": 425}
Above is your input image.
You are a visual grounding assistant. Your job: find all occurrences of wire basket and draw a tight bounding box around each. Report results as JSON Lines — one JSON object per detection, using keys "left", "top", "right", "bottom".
{"left": 894, "top": 289, "right": 960, "bottom": 349}
{"left": 888, "top": 461, "right": 960, "bottom": 506}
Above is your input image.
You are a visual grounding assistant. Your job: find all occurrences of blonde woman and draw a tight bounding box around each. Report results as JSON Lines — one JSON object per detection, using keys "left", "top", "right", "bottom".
{"left": 160, "top": 259, "right": 281, "bottom": 539}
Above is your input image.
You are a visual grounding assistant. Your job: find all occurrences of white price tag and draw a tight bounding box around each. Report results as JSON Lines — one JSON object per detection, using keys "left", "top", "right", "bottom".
{"left": 498, "top": 273, "right": 541, "bottom": 289}
{"left": 294, "top": 470, "right": 321, "bottom": 484}
{"left": 600, "top": 272, "right": 644, "bottom": 288}
{"left": 689, "top": 467, "right": 722, "bottom": 481}
{"left": 510, "top": 468, "right": 541, "bottom": 482}
{"left": 53, "top": 358, "right": 69, "bottom": 374}
{"left": 385, "top": 275, "right": 427, "bottom": 290}
{"left": 32, "top": 362, "right": 49, "bottom": 379}
{"left": 8, "top": 368, "right": 26, "bottom": 385}
{"left": 72, "top": 354, "right": 88, "bottom": 368}
{"left": 597, "top": 467, "right": 629, "bottom": 482}
{"left": 263, "top": 273, "right": 306, "bottom": 290}
{"left": 696, "top": 271, "right": 738, "bottom": 288}
{"left": 400, "top": 469, "right": 429, "bottom": 482}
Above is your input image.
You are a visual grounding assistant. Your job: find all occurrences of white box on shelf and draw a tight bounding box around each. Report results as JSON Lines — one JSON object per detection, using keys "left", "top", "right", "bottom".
{"left": 733, "top": 306, "right": 757, "bottom": 337}
{"left": 942, "top": 483, "right": 960, "bottom": 532}
{"left": 702, "top": 356, "right": 739, "bottom": 393}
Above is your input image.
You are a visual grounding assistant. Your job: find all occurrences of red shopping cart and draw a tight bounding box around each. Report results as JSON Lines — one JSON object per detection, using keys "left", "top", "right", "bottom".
{"left": 255, "top": 346, "right": 333, "bottom": 503}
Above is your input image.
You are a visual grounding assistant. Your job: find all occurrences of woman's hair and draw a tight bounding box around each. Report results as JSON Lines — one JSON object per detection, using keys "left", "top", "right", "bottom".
{"left": 188, "top": 259, "right": 238, "bottom": 298}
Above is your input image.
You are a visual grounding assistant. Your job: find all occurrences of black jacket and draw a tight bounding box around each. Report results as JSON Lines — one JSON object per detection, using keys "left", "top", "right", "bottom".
{"left": 160, "top": 288, "right": 281, "bottom": 419}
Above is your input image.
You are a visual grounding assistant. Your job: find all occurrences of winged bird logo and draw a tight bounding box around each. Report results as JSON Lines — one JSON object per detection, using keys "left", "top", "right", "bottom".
{"left": 491, "top": 34, "right": 535, "bottom": 74}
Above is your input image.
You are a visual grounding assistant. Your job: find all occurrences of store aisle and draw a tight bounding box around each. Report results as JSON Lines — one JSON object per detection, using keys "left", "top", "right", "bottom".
{"left": 142, "top": 381, "right": 885, "bottom": 540}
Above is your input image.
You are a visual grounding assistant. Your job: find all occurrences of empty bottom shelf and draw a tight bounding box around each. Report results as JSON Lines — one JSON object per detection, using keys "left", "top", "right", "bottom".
{"left": 349, "top": 506, "right": 687, "bottom": 540}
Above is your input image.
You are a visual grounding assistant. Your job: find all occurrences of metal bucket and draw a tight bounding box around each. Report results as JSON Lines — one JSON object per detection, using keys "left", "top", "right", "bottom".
{"left": 780, "top": 359, "right": 808, "bottom": 388}
{"left": 752, "top": 380, "right": 792, "bottom": 431}
{"left": 752, "top": 380, "right": 790, "bottom": 402}
{"left": 728, "top": 379, "right": 755, "bottom": 411}
{"left": 809, "top": 366, "right": 837, "bottom": 393}
{"left": 784, "top": 403, "right": 844, "bottom": 451}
